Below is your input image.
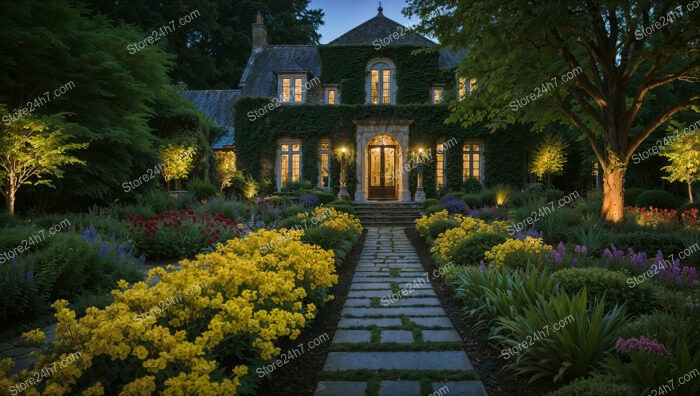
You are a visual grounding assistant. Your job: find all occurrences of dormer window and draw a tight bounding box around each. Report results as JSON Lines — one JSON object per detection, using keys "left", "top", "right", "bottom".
{"left": 431, "top": 86, "right": 445, "bottom": 104}
{"left": 278, "top": 74, "right": 307, "bottom": 103}
{"left": 366, "top": 59, "right": 396, "bottom": 105}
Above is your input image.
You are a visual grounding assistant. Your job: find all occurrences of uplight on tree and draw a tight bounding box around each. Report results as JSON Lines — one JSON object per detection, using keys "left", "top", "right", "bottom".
{"left": 159, "top": 144, "right": 197, "bottom": 191}
{"left": 660, "top": 128, "right": 700, "bottom": 203}
{"left": 0, "top": 108, "right": 87, "bottom": 215}
{"left": 530, "top": 134, "right": 569, "bottom": 187}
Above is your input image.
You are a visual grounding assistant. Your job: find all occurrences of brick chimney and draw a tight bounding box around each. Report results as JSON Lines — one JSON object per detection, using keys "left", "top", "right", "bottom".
{"left": 252, "top": 11, "right": 267, "bottom": 52}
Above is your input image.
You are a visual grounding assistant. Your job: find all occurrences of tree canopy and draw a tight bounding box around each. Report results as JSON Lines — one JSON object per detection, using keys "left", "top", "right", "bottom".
{"left": 89, "top": 0, "right": 324, "bottom": 88}
{"left": 405, "top": 0, "right": 700, "bottom": 221}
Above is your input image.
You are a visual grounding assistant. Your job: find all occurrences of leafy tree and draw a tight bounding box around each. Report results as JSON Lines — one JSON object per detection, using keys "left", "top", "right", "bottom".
{"left": 659, "top": 127, "right": 700, "bottom": 203}
{"left": 0, "top": 110, "right": 88, "bottom": 215}
{"left": 88, "top": 0, "right": 324, "bottom": 89}
{"left": 215, "top": 151, "right": 237, "bottom": 191}
{"left": 160, "top": 144, "right": 198, "bottom": 191}
{"left": 531, "top": 134, "right": 569, "bottom": 187}
{"left": 406, "top": 0, "right": 700, "bottom": 222}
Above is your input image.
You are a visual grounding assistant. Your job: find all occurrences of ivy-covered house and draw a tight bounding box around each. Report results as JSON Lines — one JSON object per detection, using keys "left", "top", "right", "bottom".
{"left": 185, "top": 6, "right": 536, "bottom": 201}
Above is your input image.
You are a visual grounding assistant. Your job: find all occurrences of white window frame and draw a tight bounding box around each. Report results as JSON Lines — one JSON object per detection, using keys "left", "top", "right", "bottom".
{"left": 277, "top": 140, "right": 303, "bottom": 191}
{"left": 366, "top": 58, "right": 397, "bottom": 105}
{"left": 278, "top": 74, "right": 308, "bottom": 103}
{"left": 462, "top": 140, "right": 484, "bottom": 183}
{"left": 318, "top": 139, "right": 332, "bottom": 190}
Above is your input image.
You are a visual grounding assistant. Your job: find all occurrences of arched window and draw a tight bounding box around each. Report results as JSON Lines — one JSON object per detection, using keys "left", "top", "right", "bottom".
{"left": 366, "top": 59, "right": 396, "bottom": 105}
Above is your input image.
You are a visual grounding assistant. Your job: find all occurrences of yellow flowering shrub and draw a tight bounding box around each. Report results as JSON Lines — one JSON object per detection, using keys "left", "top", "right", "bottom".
{"left": 0, "top": 228, "right": 339, "bottom": 395}
{"left": 430, "top": 216, "right": 509, "bottom": 261}
{"left": 484, "top": 237, "right": 553, "bottom": 269}
{"left": 415, "top": 210, "right": 450, "bottom": 237}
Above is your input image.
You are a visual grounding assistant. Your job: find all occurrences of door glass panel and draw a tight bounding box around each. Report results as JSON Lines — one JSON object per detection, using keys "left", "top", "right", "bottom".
{"left": 384, "top": 147, "right": 395, "bottom": 186}
{"left": 292, "top": 154, "right": 300, "bottom": 181}
{"left": 281, "top": 154, "right": 289, "bottom": 184}
{"left": 370, "top": 147, "right": 381, "bottom": 187}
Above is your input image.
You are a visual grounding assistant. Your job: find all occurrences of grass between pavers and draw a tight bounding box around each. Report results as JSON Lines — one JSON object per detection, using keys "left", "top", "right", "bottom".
{"left": 370, "top": 297, "right": 381, "bottom": 308}
{"left": 330, "top": 341, "right": 464, "bottom": 352}
{"left": 342, "top": 312, "right": 444, "bottom": 318}
{"left": 389, "top": 268, "right": 400, "bottom": 277}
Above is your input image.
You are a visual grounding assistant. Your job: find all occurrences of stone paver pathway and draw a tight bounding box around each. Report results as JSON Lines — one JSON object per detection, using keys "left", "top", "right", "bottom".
{"left": 315, "top": 227, "right": 487, "bottom": 396}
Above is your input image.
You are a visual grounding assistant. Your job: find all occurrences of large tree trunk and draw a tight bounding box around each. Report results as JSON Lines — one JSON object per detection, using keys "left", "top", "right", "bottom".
{"left": 601, "top": 166, "right": 626, "bottom": 222}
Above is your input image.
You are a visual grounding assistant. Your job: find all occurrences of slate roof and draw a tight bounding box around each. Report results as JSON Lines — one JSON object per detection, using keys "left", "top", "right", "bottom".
{"left": 180, "top": 90, "right": 240, "bottom": 149}
{"left": 328, "top": 12, "right": 437, "bottom": 47}
{"left": 240, "top": 46, "right": 321, "bottom": 97}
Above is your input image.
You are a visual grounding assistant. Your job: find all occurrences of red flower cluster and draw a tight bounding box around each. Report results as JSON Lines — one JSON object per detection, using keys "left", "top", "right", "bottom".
{"left": 127, "top": 210, "right": 242, "bottom": 243}
{"left": 681, "top": 208, "right": 700, "bottom": 227}
{"left": 626, "top": 206, "right": 678, "bottom": 227}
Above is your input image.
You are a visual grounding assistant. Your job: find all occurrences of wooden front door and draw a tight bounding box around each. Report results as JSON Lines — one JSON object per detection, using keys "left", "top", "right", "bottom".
{"left": 368, "top": 145, "right": 397, "bottom": 199}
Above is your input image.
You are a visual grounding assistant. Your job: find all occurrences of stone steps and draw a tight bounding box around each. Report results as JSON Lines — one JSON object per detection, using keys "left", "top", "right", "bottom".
{"left": 314, "top": 226, "right": 487, "bottom": 396}
{"left": 353, "top": 203, "right": 424, "bottom": 227}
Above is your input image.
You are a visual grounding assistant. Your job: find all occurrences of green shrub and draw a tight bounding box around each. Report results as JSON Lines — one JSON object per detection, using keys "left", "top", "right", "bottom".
{"left": 301, "top": 225, "right": 345, "bottom": 252}
{"left": 327, "top": 201, "right": 355, "bottom": 215}
{"left": 279, "top": 215, "right": 305, "bottom": 230}
{"left": 281, "top": 179, "right": 314, "bottom": 192}
{"left": 0, "top": 233, "right": 142, "bottom": 320}
{"left": 425, "top": 204, "right": 444, "bottom": 215}
{"left": 227, "top": 171, "right": 259, "bottom": 199}
{"left": 423, "top": 198, "right": 439, "bottom": 210}
{"left": 197, "top": 197, "right": 251, "bottom": 222}
{"left": 553, "top": 267, "right": 657, "bottom": 315}
{"left": 462, "top": 194, "right": 482, "bottom": 208}
{"left": 493, "top": 290, "right": 628, "bottom": 384}
{"left": 565, "top": 223, "right": 610, "bottom": 254}
{"left": 679, "top": 201, "right": 700, "bottom": 212}
{"left": 450, "top": 232, "right": 507, "bottom": 266}
{"left": 502, "top": 249, "right": 548, "bottom": 270}
{"left": 451, "top": 266, "right": 559, "bottom": 331}
{"left": 624, "top": 188, "right": 647, "bottom": 206}
{"left": 279, "top": 204, "right": 306, "bottom": 219}
{"left": 462, "top": 177, "right": 483, "bottom": 193}
{"left": 635, "top": 189, "right": 678, "bottom": 209}
{"left": 546, "top": 374, "right": 635, "bottom": 396}
{"left": 298, "top": 189, "right": 335, "bottom": 204}
{"left": 106, "top": 204, "right": 155, "bottom": 220}
{"left": 187, "top": 179, "right": 218, "bottom": 200}
{"left": 428, "top": 218, "right": 460, "bottom": 239}
{"left": 543, "top": 188, "right": 565, "bottom": 202}
{"left": 539, "top": 207, "right": 580, "bottom": 243}
{"left": 445, "top": 191, "right": 467, "bottom": 201}
{"left": 136, "top": 190, "right": 180, "bottom": 212}
{"left": 611, "top": 231, "right": 685, "bottom": 256}
{"left": 478, "top": 189, "right": 496, "bottom": 206}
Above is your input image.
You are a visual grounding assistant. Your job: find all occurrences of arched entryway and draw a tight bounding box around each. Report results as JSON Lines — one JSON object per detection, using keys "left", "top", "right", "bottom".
{"left": 353, "top": 119, "right": 412, "bottom": 202}
{"left": 367, "top": 135, "right": 399, "bottom": 200}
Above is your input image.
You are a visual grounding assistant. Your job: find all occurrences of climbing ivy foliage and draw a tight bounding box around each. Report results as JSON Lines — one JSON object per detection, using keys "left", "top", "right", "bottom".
{"left": 234, "top": 99, "right": 535, "bottom": 198}
{"left": 319, "top": 45, "right": 454, "bottom": 105}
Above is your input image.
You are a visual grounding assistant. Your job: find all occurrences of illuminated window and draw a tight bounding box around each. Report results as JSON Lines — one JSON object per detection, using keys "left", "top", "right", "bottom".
{"left": 462, "top": 142, "right": 483, "bottom": 181}
{"left": 318, "top": 140, "right": 331, "bottom": 189}
{"left": 436, "top": 141, "right": 446, "bottom": 188}
{"left": 367, "top": 60, "right": 395, "bottom": 104}
{"left": 278, "top": 141, "right": 302, "bottom": 190}
{"left": 325, "top": 87, "right": 339, "bottom": 105}
{"left": 431, "top": 87, "right": 444, "bottom": 104}
{"left": 279, "top": 75, "right": 307, "bottom": 103}
{"left": 281, "top": 78, "right": 291, "bottom": 102}
{"left": 458, "top": 77, "right": 478, "bottom": 100}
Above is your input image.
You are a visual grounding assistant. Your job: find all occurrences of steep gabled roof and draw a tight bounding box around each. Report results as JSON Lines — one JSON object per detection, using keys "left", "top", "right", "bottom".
{"left": 239, "top": 45, "right": 321, "bottom": 97}
{"left": 180, "top": 90, "right": 240, "bottom": 148}
{"left": 328, "top": 11, "right": 436, "bottom": 47}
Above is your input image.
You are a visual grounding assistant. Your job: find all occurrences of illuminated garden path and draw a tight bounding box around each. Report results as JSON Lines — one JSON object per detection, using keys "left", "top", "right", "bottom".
{"left": 314, "top": 226, "right": 487, "bottom": 396}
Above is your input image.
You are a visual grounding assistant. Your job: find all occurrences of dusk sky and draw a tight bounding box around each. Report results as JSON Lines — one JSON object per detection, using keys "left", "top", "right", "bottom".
{"left": 308, "top": 0, "right": 432, "bottom": 43}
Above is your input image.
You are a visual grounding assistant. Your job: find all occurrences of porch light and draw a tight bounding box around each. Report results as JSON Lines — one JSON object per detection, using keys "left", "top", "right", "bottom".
{"left": 341, "top": 147, "right": 347, "bottom": 154}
